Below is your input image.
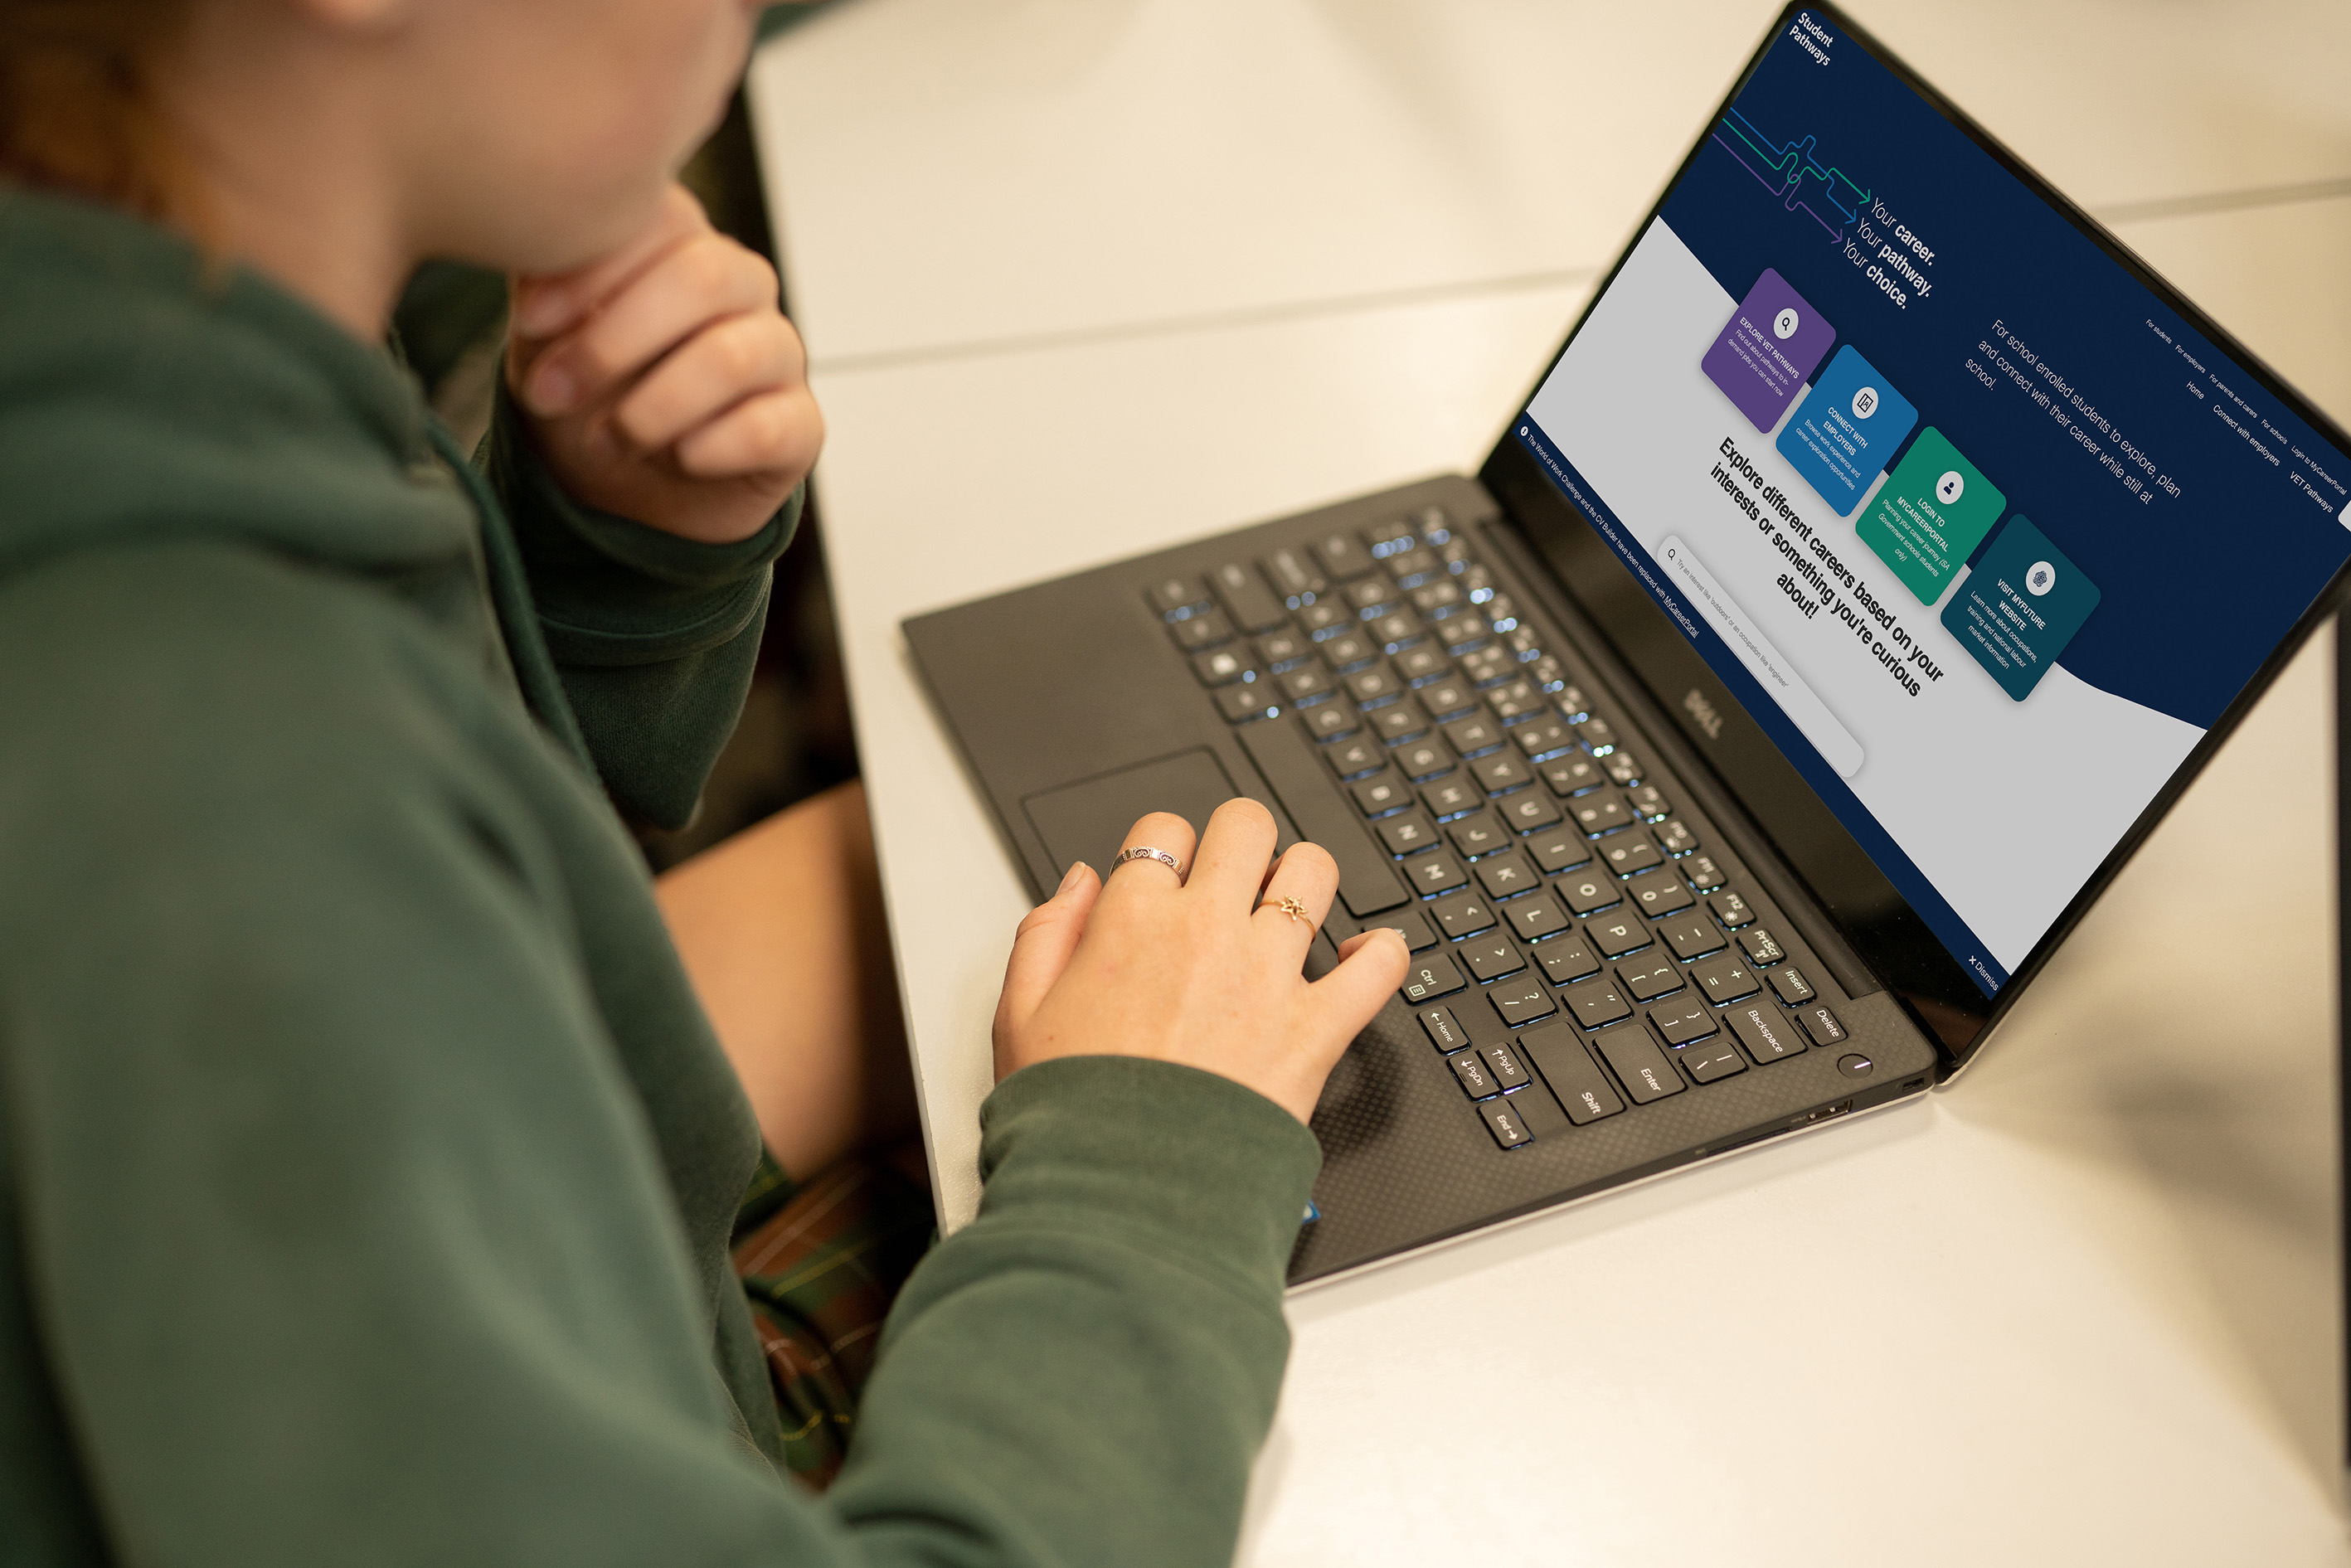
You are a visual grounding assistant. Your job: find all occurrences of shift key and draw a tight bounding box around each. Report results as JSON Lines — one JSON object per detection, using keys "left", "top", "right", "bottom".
{"left": 1518, "top": 1021, "right": 1625, "bottom": 1125}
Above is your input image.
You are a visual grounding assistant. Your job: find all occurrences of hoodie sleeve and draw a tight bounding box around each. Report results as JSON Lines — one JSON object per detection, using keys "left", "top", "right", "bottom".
{"left": 482, "top": 388, "right": 800, "bottom": 831}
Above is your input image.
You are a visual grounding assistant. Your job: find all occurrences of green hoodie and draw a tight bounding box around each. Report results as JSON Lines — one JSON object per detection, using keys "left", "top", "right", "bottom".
{"left": 0, "top": 190, "right": 1319, "bottom": 1568}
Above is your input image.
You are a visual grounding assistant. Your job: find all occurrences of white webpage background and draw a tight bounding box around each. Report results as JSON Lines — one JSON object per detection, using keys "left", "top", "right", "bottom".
{"left": 1526, "top": 218, "right": 2203, "bottom": 973}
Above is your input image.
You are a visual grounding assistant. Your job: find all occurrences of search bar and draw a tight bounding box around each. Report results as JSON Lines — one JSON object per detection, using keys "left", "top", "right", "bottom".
{"left": 1657, "top": 534, "right": 1865, "bottom": 779}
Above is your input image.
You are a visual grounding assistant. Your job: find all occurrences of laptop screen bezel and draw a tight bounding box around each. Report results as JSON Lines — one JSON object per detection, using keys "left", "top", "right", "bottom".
{"left": 1477, "top": 0, "right": 2351, "bottom": 1069}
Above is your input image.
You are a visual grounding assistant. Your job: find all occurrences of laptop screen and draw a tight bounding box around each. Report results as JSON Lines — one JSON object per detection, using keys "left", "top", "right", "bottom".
{"left": 1499, "top": 5, "right": 2351, "bottom": 1026}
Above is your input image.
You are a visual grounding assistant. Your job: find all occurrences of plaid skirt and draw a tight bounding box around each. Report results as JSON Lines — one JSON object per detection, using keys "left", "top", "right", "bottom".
{"left": 731, "top": 1152, "right": 936, "bottom": 1489}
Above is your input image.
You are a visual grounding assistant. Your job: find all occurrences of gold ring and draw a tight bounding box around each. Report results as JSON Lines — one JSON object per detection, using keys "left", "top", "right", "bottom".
{"left": 1270, "top": 895, "right": 1311, "bottom": 926}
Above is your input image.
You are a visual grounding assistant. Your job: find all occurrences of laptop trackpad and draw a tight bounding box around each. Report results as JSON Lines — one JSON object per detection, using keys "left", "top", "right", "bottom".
{"left": 1022, "top": 748, "right": 1264, "bottom": 881}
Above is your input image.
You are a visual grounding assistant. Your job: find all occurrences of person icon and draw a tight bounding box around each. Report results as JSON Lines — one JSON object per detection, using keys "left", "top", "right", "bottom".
{"left": 1936, "top": 470, "right": 1965, "bottom": 505}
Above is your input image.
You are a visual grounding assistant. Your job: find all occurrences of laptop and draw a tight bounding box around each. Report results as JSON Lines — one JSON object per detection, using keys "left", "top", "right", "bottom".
{"left": 906, "top": 2, "right": 2351, "bottom": 1286}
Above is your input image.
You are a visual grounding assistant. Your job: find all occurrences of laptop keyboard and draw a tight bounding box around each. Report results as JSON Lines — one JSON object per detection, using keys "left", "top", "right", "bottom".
{"left": 1146, "top": 506, "right": 1849, "bottom": 1152}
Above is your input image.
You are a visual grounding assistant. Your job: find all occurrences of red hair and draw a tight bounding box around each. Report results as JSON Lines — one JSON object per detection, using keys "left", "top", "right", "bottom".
{"left": 0, "top": 1, "right": 192, "bottom": 217}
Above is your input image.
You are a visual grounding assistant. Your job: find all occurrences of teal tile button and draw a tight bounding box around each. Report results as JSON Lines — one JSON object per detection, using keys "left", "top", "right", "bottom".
{"left": 1939, "top": 516, "right": 2101, "bottom": 701}
{"left": 1857, "top": 428, "right": 2007, "bottom": 605}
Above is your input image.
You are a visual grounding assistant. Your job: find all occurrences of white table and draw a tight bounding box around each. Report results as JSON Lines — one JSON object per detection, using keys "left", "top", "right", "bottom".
{"left": 749, "top": 4, "right": 2351, "bottom": 1560}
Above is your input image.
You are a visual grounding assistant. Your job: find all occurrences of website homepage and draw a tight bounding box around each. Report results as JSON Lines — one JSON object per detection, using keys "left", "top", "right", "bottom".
{"left": 1518, "top": 9, "right": 2351, "bottom": 995}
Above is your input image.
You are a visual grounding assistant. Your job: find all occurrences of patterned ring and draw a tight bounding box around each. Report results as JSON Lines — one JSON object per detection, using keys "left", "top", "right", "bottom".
{"left": 1113, "top": 845, "right": 1185, "bottom": 881}
{"left": 1265, "top": 895, "right": 1314, "bottom": 930}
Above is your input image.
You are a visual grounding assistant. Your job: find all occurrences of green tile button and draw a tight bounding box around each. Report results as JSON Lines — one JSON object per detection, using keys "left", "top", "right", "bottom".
{"left": 1856, "top": 428, "right": 2006, "bottom": 605}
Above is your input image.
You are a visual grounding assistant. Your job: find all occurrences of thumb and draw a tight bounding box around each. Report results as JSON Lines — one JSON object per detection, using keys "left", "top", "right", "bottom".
{"left": 1304, "top": 926, "right": 1411, "bottom": 1056}
{"left": 994, "top": 862, "right": 1101, "bottom": 1043}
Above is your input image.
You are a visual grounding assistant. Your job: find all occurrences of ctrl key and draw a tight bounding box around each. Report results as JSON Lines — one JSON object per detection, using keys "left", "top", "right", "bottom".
{"left": 1480, "top": 1097, "right": 1535, "bottom": 1149}
{"left": 1400, "top": 955, "right": 1467, "bottom": 1003}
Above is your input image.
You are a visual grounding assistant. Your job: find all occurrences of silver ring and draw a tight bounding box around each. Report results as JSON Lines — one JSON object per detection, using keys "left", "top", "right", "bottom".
{"left": 1113, "top": 846, "right": 1185, "bottom": 881}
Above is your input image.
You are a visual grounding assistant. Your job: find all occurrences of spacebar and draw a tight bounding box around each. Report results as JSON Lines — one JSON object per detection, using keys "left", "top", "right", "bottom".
{"left": 1238, "top": 722, "right": 1411, "bottom": 918}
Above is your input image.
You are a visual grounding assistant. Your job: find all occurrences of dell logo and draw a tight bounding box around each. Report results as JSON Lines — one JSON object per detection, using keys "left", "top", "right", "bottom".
{"left": 1683, "top": 688, "right": 1722, "bottom": 740}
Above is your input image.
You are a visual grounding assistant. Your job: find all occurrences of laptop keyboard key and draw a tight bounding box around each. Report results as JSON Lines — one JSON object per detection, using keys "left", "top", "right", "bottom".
{"left": 1403, "top": 853, "right": 1469, "bottom": 896}
{"left": 1443, "top": 715, "right": 1503, "bottom": 756}
{"left": 1648, "top": 999, "right": 1717, "bottom": 1046}
{"left": 1148, "top": 575, "right": 1212, "bottom": 617}
{"left": 1562, "top": 980, "right": 1633, "bottom": 1031}
{"left": 1625, "top": 869, "right": 1694, "bottom": 918}
{"left": 1371, "top": 705, "right": 1426, "bottom": 742}
{"left": 1350, "top": 907, "right": 1439, "bottom": 952}
{"left": 1445, "top": 812, "right": 1508, "bottom": 857}
{"left": 1320, "top": 629, "right": 1375, "bottom": 669}
{"left": 1521, "top": 1023, "right": 1625, "bottom": 1124}
{"left": 1480, "top": 1098, "right": 1534, "bottom": 1149}
{"left": 1344, "top": 577, "right": 1393, "bottom": 613}
{"left": 1447, "top": 1049, "right": 1500, "bottom": 1100}
{"left": 1325, "top": 738, "right": 1382, "bottom": 780}
{"left": 1346, "top": 667, "right": 1402, "bottom": 706}
{"left": 1513, "top": 717, "right": 1575, "bottom": 759}
{"left": 1211, "top": 561, "right": 1288, "bottom": 633}
{"left": 1171, "top": 609, "right": 1234, "bottom": 650}
{"left": 1737, "top": 928, "right": 1787, "bottom": 966}
{"left": 1416, "top": 677, "right": 1475, "bottom": 721}
{"left": 1295, "top": 600, "right": 1352, "bottom": 637}
{"left": 1660, "top": 915, "right": 1725, "bottom": 960}
{"left": 1552, "top": 683, "right": 1591, "bottom": 721}
{"left": 1626, "top": 785, "right": 1670, "bottom": 820}
{"left": 1615, "top": 950, "right": 1683, "bottom": 1002}
{"left": 1768, "top": 966, "right": 1819, "bottom": 1007}
{"left": 1255, "top": 629, "right": 1312, "bottom": 670}
{"left": 1601, "top": 750, "right": 1644, "bottom": 786}
{"left": 1542, "top": 755, "right": 1602, "bottom": 796}
{"left": 1410, "top": 579, "right": 1464, "bottom": 617}
{"left": 1499, "top": 791, "right": 1562, "bottom": 833}
{"left": 1488, "top": 980, "right": 1557, "bottom": 1029}
{"left": 1420, "top": 778, "right": 1480, "bottom": 818}
{"left": 1430, "top": 891, "right": 1496, "bottom": 939}
{"left": 1461, "top": 935, "right": 1526, "bottom": 982}
{"left": 1315, "top": 532, "right": 1374, "bottom": 581}
{"left": 1350, "top": 774, "right": 1410, "bottom": 815}
{"left": 1215, "top": 684, "right": 1280, "bottom": 723}
{"left": 1368, "top": 611, "right": 1421, "bottom": 649}
{"left": 1419, "top": 1006, "right": 1473, "bottom": 1051}
{"left": 1573, "top": 797, "right": 1630, "bottom": 835}
{"left": 1503, "top": 891, "right": 1573, "bottom": 943}
{"left": 1439, "top": 614, "right": 1491, "bottom": 653}
{"left": 1474, "top": 851, "right": 1541, "bottom": 901}
{"left": 1394, "top": 740, "right": 1452, "bottom": 781}
{"left": 1276, "top": 664, "right": 1335, "bottom": 705}
{"left": 1596, "top": 1030, "right": 1684, "bottom": 1104}
{"left": 1793, "top": 1002, "right": 1848, "bottom": 1047}
{"left": 1393, "top": 643, "right": 1450, "bottom": 683}
{"left": 1301, "top": 701, "right": 1358, "bottom": 742}
{"left": 1261, "top": 548, "right": 1326, "bottom": 605}
{"left": 1600, "top": 835, "right": 1663, "bottom": 876}
{"left": 1690, "top": 954, "right": 1759, "bottom": 1004}
{"left": 1576, "top": 717, "right": 1620, "bottom": 753}
{"left": 1557, "top": 873, "right": 1620, "bottom": 916}
{"left": 1191, "top": 648, "right": 1252, "bottom": 687}
{"left": 1537, "top": 938, "right": 1603, "bottom": 987}
{"left": 1584, "top": 912, "right": 1649, "bottom": 959}
{"left": 1460, "top": 645, "right": 1513, "bottom": 685}
{"left": 1680, "top": 1041, "right": 1746, "bottom": 1084}
{"left": 1400, "top": 956, "right": 1467, "bottom": 1003}
{"left": 1375, "top": 813, "right": 1437, "bottom": 856}
{"left": 1708, "top": 889, "right": 1756, "bottom": 928}
{"left": 1527, "top": 828, "right": 1591, "bottom": 874}
{"left": 1472, "top": 752, "right": 1533, "bottom": 794}
{"left": 1653, "top": 819, "right": 1698, "bottom": 856}
{"left": 1683, "top": 855, "right": 1727, "bottom": 892}
{"left": 1483, "top": 1042, "right": 1533, "bottom": 1091}
{"left": 1725, "top": 1003, "right": 1804, "bottom": 1065}
{"left": 1486, "top": 680, "right": 1546, "bottom": 722}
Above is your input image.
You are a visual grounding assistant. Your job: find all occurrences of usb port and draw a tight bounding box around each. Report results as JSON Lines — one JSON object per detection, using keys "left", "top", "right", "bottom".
{"left": 1793, "top": 1099, "right": 1853, "bottom": 1128}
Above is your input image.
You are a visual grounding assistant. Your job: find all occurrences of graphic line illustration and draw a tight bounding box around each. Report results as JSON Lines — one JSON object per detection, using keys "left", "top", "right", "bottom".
{"left": 1712, "top": 107, "right": 1872, "bottom": 242}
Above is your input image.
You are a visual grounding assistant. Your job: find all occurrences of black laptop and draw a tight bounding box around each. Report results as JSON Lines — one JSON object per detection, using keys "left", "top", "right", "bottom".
{"left": 906, "top": 2, "right": 2351, "bottom": 1285}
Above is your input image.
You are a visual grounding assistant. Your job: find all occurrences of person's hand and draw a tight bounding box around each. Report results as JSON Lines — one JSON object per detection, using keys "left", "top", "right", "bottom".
{"left": 504, "top": 185, "right": 821, "bottom": 544}
{"left": 993, "top": 799, "right": 1410, "bottom": 1124}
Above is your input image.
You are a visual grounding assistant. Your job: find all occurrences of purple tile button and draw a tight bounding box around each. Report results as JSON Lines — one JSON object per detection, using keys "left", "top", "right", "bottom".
{"left": 1702, "top": 269, "right": 1835, "bottom": 432}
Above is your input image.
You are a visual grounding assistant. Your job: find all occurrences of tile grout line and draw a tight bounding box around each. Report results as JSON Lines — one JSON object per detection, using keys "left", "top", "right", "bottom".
{"left": 806, "top": 177, "right": 2351, "bottom": 377}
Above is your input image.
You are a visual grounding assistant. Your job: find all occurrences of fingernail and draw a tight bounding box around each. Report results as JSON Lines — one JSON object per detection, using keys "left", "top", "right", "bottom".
{"left": 1057, "top": 862, "right": 1088, "bottom": 894}
{"left": 527, "top": 362, "right": 575, "bottom": 415}
{"left": 514, "top": 285, "right": 571, "bottom": 336}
